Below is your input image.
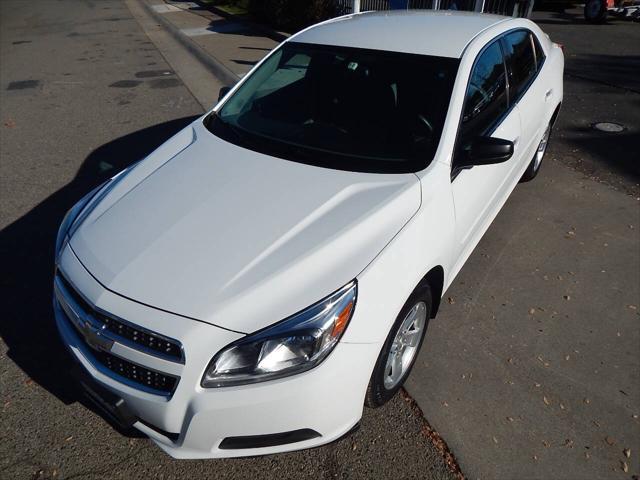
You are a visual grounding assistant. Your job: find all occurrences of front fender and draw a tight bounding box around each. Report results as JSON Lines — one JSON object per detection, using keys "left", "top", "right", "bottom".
{"left": 343, "top": 161, "right": 456, "bottom": 344}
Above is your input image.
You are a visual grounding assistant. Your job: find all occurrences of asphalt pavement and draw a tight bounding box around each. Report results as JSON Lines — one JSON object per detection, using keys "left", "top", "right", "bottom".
{"left": 406, "top": 8, "right": 640, "bottom": 480}
{"left": 0, "top": 1, "right": 454, "bottom": 479}
{"left": 1, "top": 2, "right": 639, "bottom": 480}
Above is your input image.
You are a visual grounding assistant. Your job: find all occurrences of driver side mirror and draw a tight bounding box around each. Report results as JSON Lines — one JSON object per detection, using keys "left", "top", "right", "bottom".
{"left": 465, "top": 136, "right": 514, "bottom": 166}
{"left": 218, "top": 85, "right": 233, "bottom": 102}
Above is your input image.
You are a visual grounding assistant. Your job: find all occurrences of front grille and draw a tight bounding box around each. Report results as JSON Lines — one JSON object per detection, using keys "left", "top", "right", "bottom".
{"left": 55, "top": 271, "right": 182, "bottom": 396}
{"left": 93, "top": 349, "right": 178, "bottom": 394}
{"left": 57, "top": 274, "right": 183, "bottom": 361}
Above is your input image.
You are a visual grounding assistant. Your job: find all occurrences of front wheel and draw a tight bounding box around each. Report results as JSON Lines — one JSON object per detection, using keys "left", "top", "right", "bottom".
{"left": 365, "top": 286, "right": 431, "bottom": 408}
{"left": 520, "top": 123, "right": 551, "bottom": 183}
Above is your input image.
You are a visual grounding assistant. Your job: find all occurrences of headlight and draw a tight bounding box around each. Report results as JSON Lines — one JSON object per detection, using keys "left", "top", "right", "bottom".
{"left": 201, "top": 281, "right": 357, "bottom": 388}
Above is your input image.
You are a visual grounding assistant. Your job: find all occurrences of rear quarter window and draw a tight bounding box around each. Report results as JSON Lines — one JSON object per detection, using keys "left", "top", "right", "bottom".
{"left": 532, "top": 33, "right": 546, "bottom": 70}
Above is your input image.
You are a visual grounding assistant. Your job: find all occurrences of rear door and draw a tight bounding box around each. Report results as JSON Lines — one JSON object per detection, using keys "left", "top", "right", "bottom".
{"left": 502, "top": 29, "right": 550, "bottom": 165}
{"left": 450, "top": 38, "right": 523, "bottom": 265}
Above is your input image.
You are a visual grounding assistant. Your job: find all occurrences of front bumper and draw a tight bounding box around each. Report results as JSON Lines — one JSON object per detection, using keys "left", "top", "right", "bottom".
{"left": 54, "top": 246, "right": 379, "bottom": 458}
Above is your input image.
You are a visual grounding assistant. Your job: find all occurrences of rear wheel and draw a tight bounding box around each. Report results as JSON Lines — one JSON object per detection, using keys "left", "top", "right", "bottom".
{"left": 584, "top": 0, "right": 607, "bottom": 23}
{"left": 365, "top": 286, "right": 431, "bottom": 408}
{"left": 520, "top": 123, "right": 551, "bottom": 183}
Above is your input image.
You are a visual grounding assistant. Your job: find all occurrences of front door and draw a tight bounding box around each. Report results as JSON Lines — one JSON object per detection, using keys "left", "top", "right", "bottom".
{"left": 450, "top": 38, "right": 523, "bottom": 271}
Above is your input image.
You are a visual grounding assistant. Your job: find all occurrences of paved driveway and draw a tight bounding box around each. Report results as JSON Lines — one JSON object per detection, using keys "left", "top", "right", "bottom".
{"left": 405, "top": 9, "right": 640, "bottom": 479}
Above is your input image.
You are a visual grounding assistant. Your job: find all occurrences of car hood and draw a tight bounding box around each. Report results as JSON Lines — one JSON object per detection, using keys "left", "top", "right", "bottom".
{"left": 70, "top": 120, "right": 421, "bottom": 334}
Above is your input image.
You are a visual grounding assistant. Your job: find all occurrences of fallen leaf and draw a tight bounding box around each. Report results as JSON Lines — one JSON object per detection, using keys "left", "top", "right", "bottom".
{"left": 542, "top": 440, "right": 550, "bottom": 448}
{"left": 564, "top": 439, "right": 574, "bottom": 448}
{"left": 442, "top": 401, "right": 449, "bottom": 407}
{"left": 543, "top": 396, "right": 550, "bottom": 406}
{"left": 65, "top": 436, "right": 73, "bottom": 442}
{"left": 584, "top": 398, "right": 590, "bottom": 405}
{"left": 535, "top": 382, "right": 542, "bottom": 388}
{"left": 628, "top": 305, "right": 637, "bottom": 310}
{"left": 560, "top": 403, "right": 566, "bottom": 410}
{"left": 605, "top": 436, "right": 616, "bottom": 446}
{"left": 492, "top": 436, "right": 498, "bottom": 444}
{"left": 506, "top": 416, "right": 514, "bottom": 422}
{"left": 4, "top": 119, "right": 16, "bottom": 128}
{"left": 623, "top": 448, "right": 630, "bottom": 458}
{"left": 563, "top": 295, "right": 571, "bottom": 301}
{"left": 621, "top": 461, "right": 628, "bottom": 473}
{"left": 25, "top": 379, "right": 33, "bottom": 386}
{"left": 352, "top": 443, "right": 357, "bottom": 451}
{"left": 533, "top": 455, "right": 538, "bottom": 461}
{"left": 593, "top": 420, "right": 601, "bottom": 427}
{"left": 565, "top": 355, "right": 570, "bottom": 361}
{"left": 447, "top": 297, "right": 455, "bottom": 304}
{"left": 585, "top": 452, "right": 590, "bottom": 459}
{"left": 529, "top": 308, "right": 536, "bottom": 315}
{"left": 507, "top": 357, "right": 514, "bottom": 364}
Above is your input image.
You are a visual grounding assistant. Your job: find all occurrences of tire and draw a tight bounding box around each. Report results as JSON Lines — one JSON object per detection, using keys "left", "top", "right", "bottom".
{"left": 520, "top": 123, "right": 551, "bottom": 183}
{"left": 584, "top": 0, "right": 607, "bottom": 23}
{"left": 365, "top": 285, "right": 432, "bottom": 408}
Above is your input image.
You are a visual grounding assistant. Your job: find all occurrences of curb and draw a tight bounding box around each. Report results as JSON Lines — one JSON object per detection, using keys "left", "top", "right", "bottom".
{"left": 202, "top": 3, "right": 290, "bottom": 43}
{"left": 141, "top": 0, "right": 240, "bottom": 86}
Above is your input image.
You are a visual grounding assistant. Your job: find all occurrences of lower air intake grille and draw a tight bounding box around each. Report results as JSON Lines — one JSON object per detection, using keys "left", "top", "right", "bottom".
{"left": 93, "top": 349, "right": 178, "bottom": 394}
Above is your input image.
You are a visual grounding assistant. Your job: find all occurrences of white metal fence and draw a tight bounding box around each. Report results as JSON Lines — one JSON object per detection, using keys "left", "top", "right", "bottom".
{"left": 335, "top": 0, "right": 534, "bottom": 17}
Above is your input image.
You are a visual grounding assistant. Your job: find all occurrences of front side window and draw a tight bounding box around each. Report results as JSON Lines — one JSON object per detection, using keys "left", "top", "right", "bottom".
{"left": 502, "top": 30, "right": 537, "bottom": 100}
{"left": 205, "top": 42, "right": 459, "bottom": 173}
{"left": 455, "top": 40, "right": 508, "bottom": 162}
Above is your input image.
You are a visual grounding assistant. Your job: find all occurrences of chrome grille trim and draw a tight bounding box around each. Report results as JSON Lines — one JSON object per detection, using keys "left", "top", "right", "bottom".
{"left": 54, "top": 272, "right": 185, "bottom": 364}
{"left": 53, "top": 271, "right": 183, "bottom": 396}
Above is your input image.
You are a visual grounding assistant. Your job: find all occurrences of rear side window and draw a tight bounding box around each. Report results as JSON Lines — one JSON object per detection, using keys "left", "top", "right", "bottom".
{"left": 457, "top": 41, "right": 508, "bottom": 152}
{"left": 502, "top": 30, "right": 537, "bottom": 100}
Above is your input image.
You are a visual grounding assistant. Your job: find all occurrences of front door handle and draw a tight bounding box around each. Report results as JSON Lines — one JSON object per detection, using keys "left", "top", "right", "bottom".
{"left": 545, "top": 89, "right": 553, "bottom": 101}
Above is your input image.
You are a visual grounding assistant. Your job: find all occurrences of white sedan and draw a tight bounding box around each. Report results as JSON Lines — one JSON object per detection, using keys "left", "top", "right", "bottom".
{"left": 53, "top": 11, "right": 563, "bottom": 458}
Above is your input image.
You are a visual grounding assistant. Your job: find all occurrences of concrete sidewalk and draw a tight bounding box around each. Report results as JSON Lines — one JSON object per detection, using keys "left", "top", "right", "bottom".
{"left": 134, "top": 3, "right": 639, "bottom": 479}
{"left": 145, "top": 0, "right": 280, "bottom": 86}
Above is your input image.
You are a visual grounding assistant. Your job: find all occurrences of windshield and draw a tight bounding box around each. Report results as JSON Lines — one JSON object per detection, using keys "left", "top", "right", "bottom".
{"left": 205, "top": 42, "right": 459, "bottom": 173}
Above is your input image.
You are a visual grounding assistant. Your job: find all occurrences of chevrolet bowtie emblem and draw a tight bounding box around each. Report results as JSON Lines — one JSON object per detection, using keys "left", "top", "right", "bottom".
{"left": 81, "top": 321, "right": 114, "bottom": 352}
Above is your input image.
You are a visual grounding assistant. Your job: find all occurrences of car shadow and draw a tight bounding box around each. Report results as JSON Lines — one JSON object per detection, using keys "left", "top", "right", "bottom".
{"left": 0, "top": 115, "right": 199, "bottom": 432}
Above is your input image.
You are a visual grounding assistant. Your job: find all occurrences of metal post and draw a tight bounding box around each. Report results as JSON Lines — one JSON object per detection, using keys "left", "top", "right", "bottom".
{"left": 353, "top": 0, "right": 361, "bottom": 12}
{"left": 473, "top": 0, "right": 485, "bottom": 11}
{"left": 524, "top": 0, "right": 535, "bottom": 17}
{"left": 433, "top": 0, "right": 441, "bottom": 9}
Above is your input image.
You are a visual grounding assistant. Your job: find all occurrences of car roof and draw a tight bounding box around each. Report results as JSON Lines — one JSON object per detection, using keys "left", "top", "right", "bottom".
{"left": 292, "top": 10, "right": 513, "bottom": 59}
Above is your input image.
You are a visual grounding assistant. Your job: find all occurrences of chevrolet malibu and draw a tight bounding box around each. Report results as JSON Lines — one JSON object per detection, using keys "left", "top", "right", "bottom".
{"left": 53, "top": 11, "right": 563, "bottom": 458}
